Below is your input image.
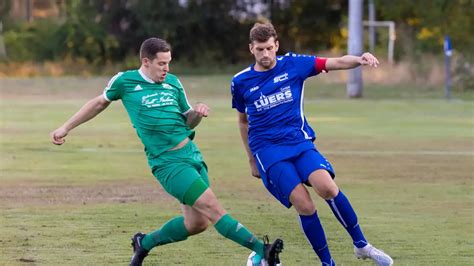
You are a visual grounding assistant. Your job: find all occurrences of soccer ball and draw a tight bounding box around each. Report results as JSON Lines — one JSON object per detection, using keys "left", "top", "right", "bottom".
{"left": 247, "top": 251, "right": 267, "bottom": 266}
{"left": 246, "top": 251, "right": 282, "bottom": 266}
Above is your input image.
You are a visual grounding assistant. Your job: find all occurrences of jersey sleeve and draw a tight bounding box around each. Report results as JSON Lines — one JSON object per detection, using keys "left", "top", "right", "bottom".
{"left": 103, "top": 72, "right": 124, "bottom": 101}
{"left": 288, "top": 53, "right": 321, "bottom": 79}
{"left": 231, "top": 80, "right": 245, "bottom": 113}
{"left": 175, "top": 78, "right": 193, "bottom": 114}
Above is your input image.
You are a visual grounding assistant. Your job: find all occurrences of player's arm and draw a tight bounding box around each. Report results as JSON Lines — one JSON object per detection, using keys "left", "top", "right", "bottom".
{"left": 50, "top": 95, "right": 111, "bottom": 145}
{"left": 325, "top": 52, "right": 379, "bottom": 71}
{"left": 237, "top": 112, "right": 260, "bottom": 178}
{"left": 186, "top": 102, "right": 210, "bottom": 129}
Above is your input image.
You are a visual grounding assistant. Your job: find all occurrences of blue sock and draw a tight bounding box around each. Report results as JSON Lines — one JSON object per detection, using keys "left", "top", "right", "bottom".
{"left": 299, "top": 212, "right": 334, "bottom": 265}
{"left": 326, "top": 190, "right": 368, "bottom": 248}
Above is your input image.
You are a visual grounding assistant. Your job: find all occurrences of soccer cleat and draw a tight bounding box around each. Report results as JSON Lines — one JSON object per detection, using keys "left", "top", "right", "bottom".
{"left": 263, "top": 235, "right": 284, "bottom": 266}
{"left": 354, "top": 243, "right": 393, "bottom": 266}
{"left": 129, "top": 232, "right": 149, "bottom": 266}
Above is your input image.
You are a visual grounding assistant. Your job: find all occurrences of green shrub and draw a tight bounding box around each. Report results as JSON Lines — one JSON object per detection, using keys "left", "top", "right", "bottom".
{"left": 4, "top": 20, "right": 60, "bottom": 62}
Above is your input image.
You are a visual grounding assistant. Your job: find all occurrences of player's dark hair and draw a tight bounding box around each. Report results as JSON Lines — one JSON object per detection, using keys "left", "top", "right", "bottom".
{"left": 250, "top": 23, "right": 278, "bottom": 43}
{"left": 139, "top": 38, "right": 171, "bottom": 60}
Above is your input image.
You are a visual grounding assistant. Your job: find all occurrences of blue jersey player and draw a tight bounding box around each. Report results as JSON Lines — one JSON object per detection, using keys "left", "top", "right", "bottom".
{"left": 231, "top": 23, "right": 393, "bottom": 266}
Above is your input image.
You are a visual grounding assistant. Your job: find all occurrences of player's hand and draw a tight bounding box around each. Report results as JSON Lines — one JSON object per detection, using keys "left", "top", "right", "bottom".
{"left": 50, "top": 126, "right": 68, "bottom": 145}
{"left": 359, "top": 52, "right": 379, "bottom": 67}
{"left": 194, "top": 102, "right": 210, "bottom": 117}
{"left": 249, "top": 160, "right": 261, "bottom": 178}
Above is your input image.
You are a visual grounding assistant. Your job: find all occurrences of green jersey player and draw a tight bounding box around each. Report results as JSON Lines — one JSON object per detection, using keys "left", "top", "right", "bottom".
{"left": 50, "top": 37, "right": 283, "bottom": 266}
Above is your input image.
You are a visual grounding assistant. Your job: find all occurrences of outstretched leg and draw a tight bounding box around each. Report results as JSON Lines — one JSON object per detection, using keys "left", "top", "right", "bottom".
{"left": 309, "top": 169, "right": 392, "bottom": 265}
{"left": 132, "top": 154, "right": 283, "bottom": 265}
{"left": 263, "top": 159, "right": 334, "bottom": 265}
{"left": 289, "top": 183, "right": 335, "bottom": 266}
{"left": 140, "top": 204, "right": 209, "bottom": 251}
{"left": 130, "top": 206, "right": 208, "bottom": 266}
{"left": 308, "top": 169, "right": 368, "bottom": 247}
{"left": 191, "top": 187, "right": 283, "bottom": 266}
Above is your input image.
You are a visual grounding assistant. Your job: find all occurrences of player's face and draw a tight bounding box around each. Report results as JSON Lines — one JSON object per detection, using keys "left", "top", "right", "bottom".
{"left": 144, "top": 51, "right": 171, "bottom": 82}
{"left": 250, "top": 37, "right": 279, "bottom": 70}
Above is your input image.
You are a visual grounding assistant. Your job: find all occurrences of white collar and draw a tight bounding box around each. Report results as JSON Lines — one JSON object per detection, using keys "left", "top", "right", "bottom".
{"left": 138, "top": 69, "right": 155, "bottom": 83}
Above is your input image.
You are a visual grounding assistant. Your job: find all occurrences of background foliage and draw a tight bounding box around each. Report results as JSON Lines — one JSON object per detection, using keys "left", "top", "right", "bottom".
{"left": 1, "top": 0, "right": 473, "bottom": 89}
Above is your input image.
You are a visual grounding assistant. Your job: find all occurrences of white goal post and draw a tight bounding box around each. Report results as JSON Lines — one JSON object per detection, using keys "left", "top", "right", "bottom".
{"left": 0, "top": 21, "right": 6, "bottom": 59}
{"left": 363, "top": 20, "right": 396, "bottom": 63}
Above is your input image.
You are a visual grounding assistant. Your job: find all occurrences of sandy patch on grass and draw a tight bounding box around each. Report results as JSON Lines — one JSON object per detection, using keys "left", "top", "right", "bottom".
{"left": 0, "top": 180, "right": 174, "bottom": 207}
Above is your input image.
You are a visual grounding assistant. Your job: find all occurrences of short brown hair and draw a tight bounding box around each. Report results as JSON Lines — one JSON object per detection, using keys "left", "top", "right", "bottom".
{"left": 249, "top": 23, "right": 278, "bottom": 43}
{"left": 139, "top": 38, "right": 171, "bottom": 60}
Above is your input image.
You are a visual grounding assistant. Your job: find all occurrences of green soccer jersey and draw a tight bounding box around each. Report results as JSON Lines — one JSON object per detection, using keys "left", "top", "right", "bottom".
{"left": 103, "top": 69, "right": 195, "bottom": 165}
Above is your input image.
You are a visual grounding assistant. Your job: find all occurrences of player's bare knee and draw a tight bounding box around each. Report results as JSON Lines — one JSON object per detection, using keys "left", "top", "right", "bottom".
{"left": 187, "top": 220, "right": 209, "bottom": 234}
{"left": 298, "top": 205, "right": 316, "bottom": 216}
{"left": 195, "top": 220, "right": 209, "bottom": 232}
{"left": 292, "top": 199, "right": 316, "bottom": 215}
{"left": 319, "top": 186, "right": 339, "bottom": 200}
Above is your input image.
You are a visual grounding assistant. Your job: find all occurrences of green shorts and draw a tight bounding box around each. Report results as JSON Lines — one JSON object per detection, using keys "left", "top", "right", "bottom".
{"left": 151, "top": 140, "right": 209, "bottom": 206}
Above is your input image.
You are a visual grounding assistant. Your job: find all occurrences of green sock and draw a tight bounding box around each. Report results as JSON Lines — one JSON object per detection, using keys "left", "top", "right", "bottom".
{"left": 214, "top": 214, "right": 265, "bottom": 256}
{"left": 141, "top": 216, "right": 189, "bottom": 251}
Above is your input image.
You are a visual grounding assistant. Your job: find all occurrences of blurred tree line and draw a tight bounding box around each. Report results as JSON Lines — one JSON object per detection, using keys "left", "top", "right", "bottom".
{"left": 0, "top": 0, "right": 472, "bottom": 82}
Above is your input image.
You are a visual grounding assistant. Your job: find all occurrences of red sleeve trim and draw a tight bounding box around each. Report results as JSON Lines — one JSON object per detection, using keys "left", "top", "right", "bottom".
{"left": 315, "top": 57, "right": 328, "bottom": 73}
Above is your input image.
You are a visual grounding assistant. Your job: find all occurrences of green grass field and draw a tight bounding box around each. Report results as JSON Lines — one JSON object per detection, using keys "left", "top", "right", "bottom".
{"left": 1, "top": 76, "right": 473, "bottom": 265}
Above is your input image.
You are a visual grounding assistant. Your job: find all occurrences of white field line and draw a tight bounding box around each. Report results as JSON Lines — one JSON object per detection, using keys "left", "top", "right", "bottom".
{"left": 324, "top": 150, "right": 474, "bottom": 156}
{"left": 76, "top": 148, "right": 474, "bottom": 156}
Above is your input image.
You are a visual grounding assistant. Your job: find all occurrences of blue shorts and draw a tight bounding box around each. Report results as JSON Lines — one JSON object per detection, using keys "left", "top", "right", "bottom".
{"left": 256, "top": 148, "right": 335, "bottom": 208}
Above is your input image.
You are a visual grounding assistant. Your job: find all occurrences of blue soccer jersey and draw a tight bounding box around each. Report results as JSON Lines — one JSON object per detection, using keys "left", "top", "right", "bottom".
{"left": 231, "top": 52, "right": 325, "bottom": 170}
